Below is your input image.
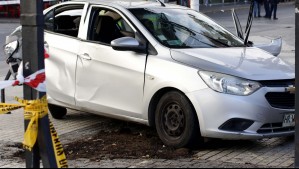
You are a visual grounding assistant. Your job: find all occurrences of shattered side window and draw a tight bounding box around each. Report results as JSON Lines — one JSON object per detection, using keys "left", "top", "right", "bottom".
{"left": 44, "top": 4, "right": 84, "bottom": 37}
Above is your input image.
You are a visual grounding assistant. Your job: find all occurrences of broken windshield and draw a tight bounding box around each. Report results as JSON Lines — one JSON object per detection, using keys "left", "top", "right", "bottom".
{"left": 130, "top": 8, "right": 245, "bottom": 49}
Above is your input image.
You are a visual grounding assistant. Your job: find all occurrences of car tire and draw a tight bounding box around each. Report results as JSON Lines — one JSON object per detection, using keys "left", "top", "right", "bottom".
{"left": 48, "top": 104, "right": 67, "bottom": 119}
{"left": 155, "top": 91, "right": 201, "bottom": 148}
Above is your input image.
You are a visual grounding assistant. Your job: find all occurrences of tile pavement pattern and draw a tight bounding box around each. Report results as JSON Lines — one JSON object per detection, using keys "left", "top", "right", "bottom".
{"left": 0, "top": 107, "right": 295, "bottom": 168}
{"left": 0, "top": 157, "right": 293, "bottom": 168}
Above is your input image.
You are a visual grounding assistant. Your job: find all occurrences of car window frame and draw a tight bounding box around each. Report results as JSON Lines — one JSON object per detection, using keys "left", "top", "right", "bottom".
{"left": 75, "top": 4, "right": 157, "bottom": 55}
{"left": 83, "top": 4, "right": 138, "bottom": 46}
{"left": 44, "top": 2, "right": 86, "bottom": 39}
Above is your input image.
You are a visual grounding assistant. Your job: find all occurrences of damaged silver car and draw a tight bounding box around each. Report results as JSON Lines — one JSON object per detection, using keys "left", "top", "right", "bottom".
{"left": 5, "top": 0, "right": 295, "bottom": 148}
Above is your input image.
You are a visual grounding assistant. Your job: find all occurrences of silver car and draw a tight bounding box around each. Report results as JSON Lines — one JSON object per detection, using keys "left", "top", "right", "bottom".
{"left": 41, "top": 0, "right": 295, "bottom": 148}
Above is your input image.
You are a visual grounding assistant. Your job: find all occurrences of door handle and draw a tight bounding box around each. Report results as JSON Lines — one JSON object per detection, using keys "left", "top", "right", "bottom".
{"left": 79, "top": 53, "right": 92, "bottom": 61}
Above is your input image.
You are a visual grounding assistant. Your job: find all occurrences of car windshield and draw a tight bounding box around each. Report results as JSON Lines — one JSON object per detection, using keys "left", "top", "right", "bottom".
{"left": 130, "top": 8, "right": 245, "bottom": 48}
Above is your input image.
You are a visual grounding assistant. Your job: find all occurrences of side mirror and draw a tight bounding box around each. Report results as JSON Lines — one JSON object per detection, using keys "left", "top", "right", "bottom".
{"left": 111, "top": 37, "right": 146, "bottom": 52}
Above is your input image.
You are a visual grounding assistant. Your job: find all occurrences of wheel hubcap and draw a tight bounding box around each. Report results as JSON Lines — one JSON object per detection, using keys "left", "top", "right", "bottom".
{"left": 162, "top": 103, "right": 185, "bottom": 137}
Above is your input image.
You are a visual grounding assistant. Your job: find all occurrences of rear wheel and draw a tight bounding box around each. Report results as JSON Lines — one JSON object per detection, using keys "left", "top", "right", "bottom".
{"left": 48, "top": 104, "right": 67, "bottom": 119}
{"left": 155, "top": 91, "right": 201, "bottom": 148}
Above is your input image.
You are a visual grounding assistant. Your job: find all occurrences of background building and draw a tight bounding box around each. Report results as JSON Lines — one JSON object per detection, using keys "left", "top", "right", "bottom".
{"left": 0, "top": 0, "right": 59, "bottom": 17}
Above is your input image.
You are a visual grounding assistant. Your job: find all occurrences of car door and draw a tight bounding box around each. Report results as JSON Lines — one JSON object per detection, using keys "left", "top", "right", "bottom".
{"left": 75, "top": 6, "right": 147, "bottom": 118}
{"left": 44, "top": 3, "right": 85, "bottom": 106}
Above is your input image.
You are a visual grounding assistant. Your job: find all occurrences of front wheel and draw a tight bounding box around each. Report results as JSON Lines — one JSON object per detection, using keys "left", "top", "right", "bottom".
{"left": 48, "top": 104, "right": 67, "bottom": 119}
{"left": 155, "top": 91, "right": 201, "bottom": 148}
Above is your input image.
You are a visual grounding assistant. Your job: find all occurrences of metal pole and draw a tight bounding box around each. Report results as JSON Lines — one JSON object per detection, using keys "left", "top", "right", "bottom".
{"left": 295, "top": 0, "right": 299, "bottom": 167}
{"left": 20, "top": 0, "right": 43, "bottom": 167}
{"left": 20, "top": 0, "right": 58, "bottom": 168}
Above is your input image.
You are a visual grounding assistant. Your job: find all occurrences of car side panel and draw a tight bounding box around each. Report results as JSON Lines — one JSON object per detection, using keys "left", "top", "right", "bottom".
{"left": 45, "top": 32, "right": 80, "bottom": 106}
{"left": 75, "top": 42, "right": 146, "bottom": 118}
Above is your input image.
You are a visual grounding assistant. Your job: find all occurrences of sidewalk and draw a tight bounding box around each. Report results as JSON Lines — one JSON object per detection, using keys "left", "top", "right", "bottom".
{"left": 0, "top": 124, "right": 294, "bottom": 168}
{"left": 0, "top": 18, "right": 19, "bottom": 23}
{"left": 0, "top": 158, "right": 284, "bottom": 168}
{"left": 199, "top": 1, "right": 251, "bottom": 13}
{"left": 0, "top": 108, "right": 294, "bottom": 168}
{"left": 199, "top": 1, "right": 294, "bottom": 13}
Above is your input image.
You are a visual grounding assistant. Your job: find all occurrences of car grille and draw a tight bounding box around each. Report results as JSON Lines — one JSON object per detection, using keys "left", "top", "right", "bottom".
{"left": 265, "top": 92, "right": 295, "bottom": 109}
{"left": 257, "top": 123, "right": 295, "bottom": 134}
{"left": 259, "top": 79, "right": 295, "bottom": 109}
{"left": 259, "top": 79, "right": 295, "bottom": 87}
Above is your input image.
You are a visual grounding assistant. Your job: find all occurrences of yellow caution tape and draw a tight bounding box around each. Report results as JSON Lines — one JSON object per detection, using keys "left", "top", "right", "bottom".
{"left": 19, "top": 97, "right": 48, "bottom": 151}
{"left": 0, "top": 96, "right": 68, "bottom": 168}
{"left": 50, "top": 122, "right": 68, "bottom": 168}
{"left": 0, "top": 103, "right": 23, "bottom": 114}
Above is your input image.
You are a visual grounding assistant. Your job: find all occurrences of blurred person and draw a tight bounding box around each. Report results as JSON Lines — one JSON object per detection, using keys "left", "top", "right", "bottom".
{"left": 263, "top": 0, "right": 271, "bottom": 18}
{"left": 270, "top": 0, "right": 279, "bottom": 20}
{"left": 178, "top": 0, "right": 188, "bottom": 6}
{"left": 254, "top": 0, "right": 262, "bottom": 18}
{"left": 204, "top": 0, "right": 209, "bottom": 6}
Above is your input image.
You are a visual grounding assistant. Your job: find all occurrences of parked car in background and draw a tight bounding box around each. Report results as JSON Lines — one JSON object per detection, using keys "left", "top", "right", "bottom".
{"left": 5, "top": 0, "right": 295, "bottom": 148}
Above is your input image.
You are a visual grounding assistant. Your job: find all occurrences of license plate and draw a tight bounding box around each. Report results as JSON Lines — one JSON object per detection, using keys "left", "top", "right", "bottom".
{"left": 282, "top": 113, "right": 295, "bottom": 127}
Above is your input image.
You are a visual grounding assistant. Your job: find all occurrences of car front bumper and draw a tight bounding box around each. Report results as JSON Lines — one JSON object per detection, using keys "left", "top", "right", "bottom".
{"left": 187, "top": 87, "right": 295, "bottom": 140}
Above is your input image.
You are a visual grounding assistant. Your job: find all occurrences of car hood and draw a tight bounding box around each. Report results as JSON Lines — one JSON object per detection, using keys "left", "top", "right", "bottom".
{"left": 170, "top": 47, "right": 294, "bottom": 81}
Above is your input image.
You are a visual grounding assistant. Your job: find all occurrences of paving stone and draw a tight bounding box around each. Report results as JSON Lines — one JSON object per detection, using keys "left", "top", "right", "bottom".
{"left": 198, "top": 149, "right": 226, "bottom": 160}
{"left": 280, "top": 159, "right": 295, "bottom": 167}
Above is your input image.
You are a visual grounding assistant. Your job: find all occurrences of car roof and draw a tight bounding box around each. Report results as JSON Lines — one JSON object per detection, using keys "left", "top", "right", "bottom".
{"left": 70, "top": 0, "right": 187, "bottom": 9}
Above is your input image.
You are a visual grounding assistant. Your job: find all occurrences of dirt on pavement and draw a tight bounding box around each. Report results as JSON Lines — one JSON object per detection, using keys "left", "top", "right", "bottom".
{"left": 63, "top": 121, "right": 194, "bottom": 161}
{"left": 5, "top": 116, "right": 280, "bottom": 163}
{"left": 7, "top": 118, "right": 195, "bottom": 161}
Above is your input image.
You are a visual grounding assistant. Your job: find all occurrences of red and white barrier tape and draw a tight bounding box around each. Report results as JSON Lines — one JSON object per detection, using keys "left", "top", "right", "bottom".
{"left": 0, "top": 69, "right": 46, "bottom": 92}
{"left": 0, "top": 48, "right": 49, "bottom": 92}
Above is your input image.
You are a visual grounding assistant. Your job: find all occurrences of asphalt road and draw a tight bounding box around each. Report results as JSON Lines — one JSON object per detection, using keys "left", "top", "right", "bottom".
{"left": 205, "top": 2, "right": 295, "bottom": 65}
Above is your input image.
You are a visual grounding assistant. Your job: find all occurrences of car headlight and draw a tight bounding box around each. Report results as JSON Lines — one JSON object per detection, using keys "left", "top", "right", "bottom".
{"left": 4, "top": 41, "right": 18, "bottom": 56}
{"left": 198, "top": 71, "right": 261, "bottom": 96}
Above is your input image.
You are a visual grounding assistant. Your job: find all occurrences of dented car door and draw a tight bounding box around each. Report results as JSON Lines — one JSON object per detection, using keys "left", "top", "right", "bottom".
{"left": 75, "top": 5, "right": 147, "bottom": 119}
{"left": 44, "top": 3, "right": 85, "bottom": 106}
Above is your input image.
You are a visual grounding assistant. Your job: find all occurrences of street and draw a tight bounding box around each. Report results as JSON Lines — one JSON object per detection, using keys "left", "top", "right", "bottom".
{"left": 0, "top": 2, "right": 295, "bottom": 168}
{"left": 206, "top": 3, "right": 295, "bottom": 65}
{"left": 0, "top": 22, "right": 19, "bottom": 79}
